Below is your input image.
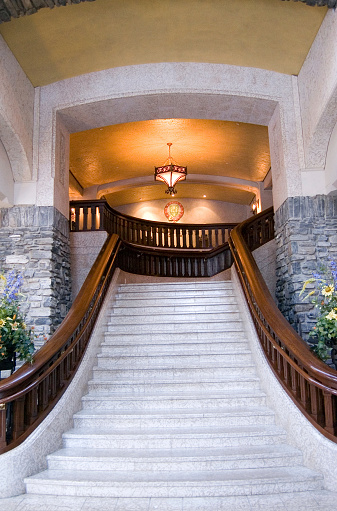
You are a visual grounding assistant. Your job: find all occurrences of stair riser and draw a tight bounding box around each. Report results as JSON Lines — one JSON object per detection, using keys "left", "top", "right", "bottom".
{"left": 73, "top": 414, "right": 275, "bottom": 429}
{"left": 63, "top": 433, "right": 288, "bottom": 450}
{"left": 81, "top": 395, "right": 266, "bottom": 411}
{"left": 114, "top": 297, "right": 238, "bottom": 307}
{"left": 108, "top": 313, "right": 241, "bottom": 324}
{"left": 111, "top": 304, "right": 239, "bottom": 315}
{"left": 47, "top": 453, "right": 303, "bottom": 472}
{"left": 100, "top": 342, "right": 250, "bottom": 355}
{"left": 96, "top": 353, "right": 252, "bottom": 368}
{"left": 104, "top": 332, "right": 247, "bottom": 342}
{"left": 117, "top": 284, "right": 233, "bottom": 292}
{"left": 24, "top": 478, "right": 323, "bottom": 498}
{"left": 87, "top": 380, "right": 261, "bottom": 393}
{"left": 107, "top": 322, "right": 244, "bottom": 334}
{"left": 91, "top": 366, "right": 257, "bottom": 380}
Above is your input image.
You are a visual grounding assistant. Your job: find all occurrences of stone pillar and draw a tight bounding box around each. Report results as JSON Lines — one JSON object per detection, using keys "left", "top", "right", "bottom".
{"left": 0, "top": 206, "right": 71, "bottom": 347}
{"left": 274, "top": 195, "right": 337, "bottom": 340}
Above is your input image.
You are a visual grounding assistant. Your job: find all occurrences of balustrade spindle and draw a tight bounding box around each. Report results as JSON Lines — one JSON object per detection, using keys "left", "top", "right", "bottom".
{"left": 0, "top": 404, "right": 6, "bottom": 448}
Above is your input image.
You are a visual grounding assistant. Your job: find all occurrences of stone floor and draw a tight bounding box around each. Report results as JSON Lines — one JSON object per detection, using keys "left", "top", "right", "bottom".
{"left": 2, "top": 491, "right": 337, "bottom": 511}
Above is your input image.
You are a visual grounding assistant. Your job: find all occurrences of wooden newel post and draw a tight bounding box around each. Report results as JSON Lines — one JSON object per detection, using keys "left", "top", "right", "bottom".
{"left": 0, "top": 403, "right": 7, "bottom": 449}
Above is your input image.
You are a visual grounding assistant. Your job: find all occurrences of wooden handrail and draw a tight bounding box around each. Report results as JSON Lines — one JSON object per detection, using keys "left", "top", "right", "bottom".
{"left": 229, "top": 207, "right": 337, "bottom": 441}
{"left": 0, "top": 234, "right": 121, "bottom": 453}
{"left": 118, "top": 240, "right": 233, "bottom": 278}
{"left": 70, "top": 199, "right": 237, "bottom": 250}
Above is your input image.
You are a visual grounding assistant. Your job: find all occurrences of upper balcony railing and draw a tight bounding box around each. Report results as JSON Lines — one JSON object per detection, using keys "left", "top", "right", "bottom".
{"left": 70, "top": 200, "right": 237, "bottom": 250}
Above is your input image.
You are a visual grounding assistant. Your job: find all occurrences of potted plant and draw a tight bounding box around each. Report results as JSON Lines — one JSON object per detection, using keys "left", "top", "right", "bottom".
{"left": 0, "top": 270, "right": 35, "bottom": 374}
{"left": 300, "top": 259, "right": 337, "bottom": 367}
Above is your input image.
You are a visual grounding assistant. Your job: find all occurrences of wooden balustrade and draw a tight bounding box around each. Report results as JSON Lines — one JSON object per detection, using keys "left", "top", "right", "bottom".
{"left": 0, "top": 234, "right": 121, "bottom": 453}
{"left": 118, "top": 241, "right": 233, "bottom": 279}
{"left": 229, "top": 207, "right": 337, "bottom": 442}
{"left": 2, "top": 204, "right": 337, "bottom": 452}
{"left": 70, "top": 200, "right": 236, "bottom": 250}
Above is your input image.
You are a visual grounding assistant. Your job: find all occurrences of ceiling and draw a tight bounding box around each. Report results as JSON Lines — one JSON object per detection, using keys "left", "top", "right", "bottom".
{"left": 69, "top": 119, "right": 270, "bottom": 206}
{"left": 0, "top": 0, "right": 327, "bottom": 209}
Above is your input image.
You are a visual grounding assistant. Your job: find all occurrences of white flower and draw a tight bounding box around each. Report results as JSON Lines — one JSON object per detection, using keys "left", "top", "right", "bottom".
{"left": 322, "top": 285, "right": 334, "bottom": 297}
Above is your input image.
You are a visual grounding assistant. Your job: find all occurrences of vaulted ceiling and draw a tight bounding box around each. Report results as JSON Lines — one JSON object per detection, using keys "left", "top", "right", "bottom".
{"left": 0, "top": 0, "right": 328, "bottom": 208}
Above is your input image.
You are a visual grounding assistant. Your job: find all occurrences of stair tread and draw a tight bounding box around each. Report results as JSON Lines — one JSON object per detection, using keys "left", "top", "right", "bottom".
{"left": 74, "top": 406, "right": 274, "bottom": 418}
{"left": 50, "top": 444, "right": 301, "bottom": 460}
{"left": 82, "top": 390, "right": 265, "bottom": 400}
{"left": 26, "top": 466, "right": 322, "bottom": 484}
{"left": 64, "top": 424, "right": 287, "bottom": 438}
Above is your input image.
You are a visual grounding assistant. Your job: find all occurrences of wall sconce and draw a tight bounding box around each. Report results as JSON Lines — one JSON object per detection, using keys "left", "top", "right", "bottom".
{"left": 251, "top": 198, "right": 260, "bottom": 215}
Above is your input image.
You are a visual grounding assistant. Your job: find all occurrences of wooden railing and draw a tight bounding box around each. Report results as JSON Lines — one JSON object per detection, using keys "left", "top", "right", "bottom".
{"left": 230, "top": 208, "right": 337, "bottom": 442}
{"left": 0, "top": 234, "right": 121, "bottom": 454}
{"left": 118, "top": 241, "right": 233, "bottom": 278}
{"left": 70, "top": 200, "right": 236, "bottom": 250}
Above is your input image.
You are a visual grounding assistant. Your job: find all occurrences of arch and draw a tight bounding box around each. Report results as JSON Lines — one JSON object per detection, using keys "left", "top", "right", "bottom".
{"left": 0, "top": 109, "right": 32, "bottom": 183}
{"left": 39, "top": 63, "right": 301, "bottom": 213}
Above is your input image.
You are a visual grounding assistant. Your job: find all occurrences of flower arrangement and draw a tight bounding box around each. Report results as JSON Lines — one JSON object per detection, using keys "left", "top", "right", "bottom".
{"left": 300, "top": 259, "right": 337, "bottom": 361}
{"left": 0, "top": 270, "right": 35, "bottom": 364}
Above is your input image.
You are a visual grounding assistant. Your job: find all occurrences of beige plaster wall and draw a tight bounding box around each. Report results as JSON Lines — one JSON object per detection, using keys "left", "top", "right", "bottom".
{"left": 115, "top": 198, "right": 251, "bottom": 224}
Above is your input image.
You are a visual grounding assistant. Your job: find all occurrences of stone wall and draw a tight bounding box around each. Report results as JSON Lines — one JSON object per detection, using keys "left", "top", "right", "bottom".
{"left": 0, "top": 206, "right": 71, "bottom": 347}
{"left": 253, "top": 239, "right": 277, "bottom": 302}
{"left": 274, "top": 195, "right": 337, "bottom": 340}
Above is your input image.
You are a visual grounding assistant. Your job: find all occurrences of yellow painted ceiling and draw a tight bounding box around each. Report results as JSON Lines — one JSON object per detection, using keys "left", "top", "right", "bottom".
{"left": 0, "top": 0, "right": 326, "bottom": 208}
{"left": 70, "top": 119, "right": 270, "bottom": 190}
{"left": 0, "top": 0, "right": 326, "bottom": 87}
{"left": 104, "top": 184, "right": 255, "bottom": 209}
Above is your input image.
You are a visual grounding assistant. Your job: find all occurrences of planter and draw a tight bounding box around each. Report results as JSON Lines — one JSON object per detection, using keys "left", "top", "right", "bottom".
{"left": 0, "top": 352, "right": 16, "bottom": 375}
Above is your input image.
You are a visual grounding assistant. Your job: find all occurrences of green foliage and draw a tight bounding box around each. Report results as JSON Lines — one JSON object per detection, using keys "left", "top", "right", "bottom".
{"left": 0, "top": 271, "right": 35, "bottom": 364}
{"left": 300, "top": 260, "right": 337, "bottom": 363}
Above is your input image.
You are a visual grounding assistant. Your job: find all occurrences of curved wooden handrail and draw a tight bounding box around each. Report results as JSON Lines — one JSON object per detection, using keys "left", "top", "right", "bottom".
{"left": 70, "top": 199, "right": 237, "bottom": 250}
{"left": 118, "top": 240, "right": 233, "bottom": 278}
{"left": 0, "top": 234, "right": 122, "bottom": 453}
{"left": 230, "top": 207, "right": 337, "bottom": 441}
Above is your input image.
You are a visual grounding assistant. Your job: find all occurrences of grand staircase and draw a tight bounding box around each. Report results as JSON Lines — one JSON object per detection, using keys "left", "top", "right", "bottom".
{"left": 24, "top": 280, "right": 325, "bottom": 503}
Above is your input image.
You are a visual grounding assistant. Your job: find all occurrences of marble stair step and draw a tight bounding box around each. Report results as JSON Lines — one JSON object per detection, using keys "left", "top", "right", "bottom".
{"left": 117, "top": 282, "right": 233, "bottom": 292}
{"left": 108, "top": 311, "right": 241, "bottom": 324}
{"left": 80, "top": 390, "right": 266, "bottom": 411}
{"left": 107, "top": 320, "right": 244, "bottom": 334}
{"left": 24, "top": 466, "right": 323, "bottom": 498}
{"left": 103, "top": 330, "right": 247, "bottom": 343}
{"left": 95, "top": 351, "right": 252, "bottom": 368}
{"left": 114, "top": 295, "right": 238, "bottom": 306}
{"left": 72, "top": 406, "right": 276, "bottom": 429}
{"left": 62, "top": 424, "right": 288, "bottom": 450}
{"left": 46, "top": 444, "right": 304, "bottom": 472}
{"left": 87, "top": 377, "right": 261, "bottom": 393}
{"left": 100, "top": 340, "right": 250, "bottom": 355}
{"left": 110, "top": 304, "right": 239, "bottom": 315}
{"left": 91, "top": 363, "right": 257, "bottom": 381}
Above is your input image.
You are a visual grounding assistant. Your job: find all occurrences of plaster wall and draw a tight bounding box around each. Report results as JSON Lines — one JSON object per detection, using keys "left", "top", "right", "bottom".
{"left": 298, "top": 10, "right": 337, "bottom": 174}
{"left": 0, "top": 35, "right": 34, "bottom": 184}
{"left": 70, "top": 231, "right": 108, "bottom": 299}
{"left": 0, "top": 139, "right": 14, "bottom": 206}
{"left": 37, "top": 62, "right": 302, "bottom": 215}
{"left": 115, "top": 198, "right": 251, "bottom": 224}
{"left": 325, "top": 120, "right": 337, "bottom": 195}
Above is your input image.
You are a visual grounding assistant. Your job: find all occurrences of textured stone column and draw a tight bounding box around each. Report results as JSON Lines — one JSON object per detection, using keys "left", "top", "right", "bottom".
{"left": 0, "top": 206, "right": 71, "bottom": 346}
{"left": 274, "top": 195, "right": 337, "bottom": 340}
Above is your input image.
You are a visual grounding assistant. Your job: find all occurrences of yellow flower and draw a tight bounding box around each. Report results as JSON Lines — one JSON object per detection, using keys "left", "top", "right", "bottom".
{"left": 0, "top": 319, "right": 5, "bottom": 327}
{"left": 322, "top": 285, "right": 334, "bottom": 297}
{"left": 326, "top": 310, "right": 337, "bottom": 320}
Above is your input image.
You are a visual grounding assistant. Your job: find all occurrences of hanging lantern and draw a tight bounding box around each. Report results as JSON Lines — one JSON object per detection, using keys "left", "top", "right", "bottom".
{"left": 154, "top": 143, "right": 187, "bottom": 196}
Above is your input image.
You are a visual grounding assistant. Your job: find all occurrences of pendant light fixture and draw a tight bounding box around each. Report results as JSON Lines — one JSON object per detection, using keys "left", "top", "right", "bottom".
{"left": 154, "top": 143, "right": 187, "bottom": 196}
